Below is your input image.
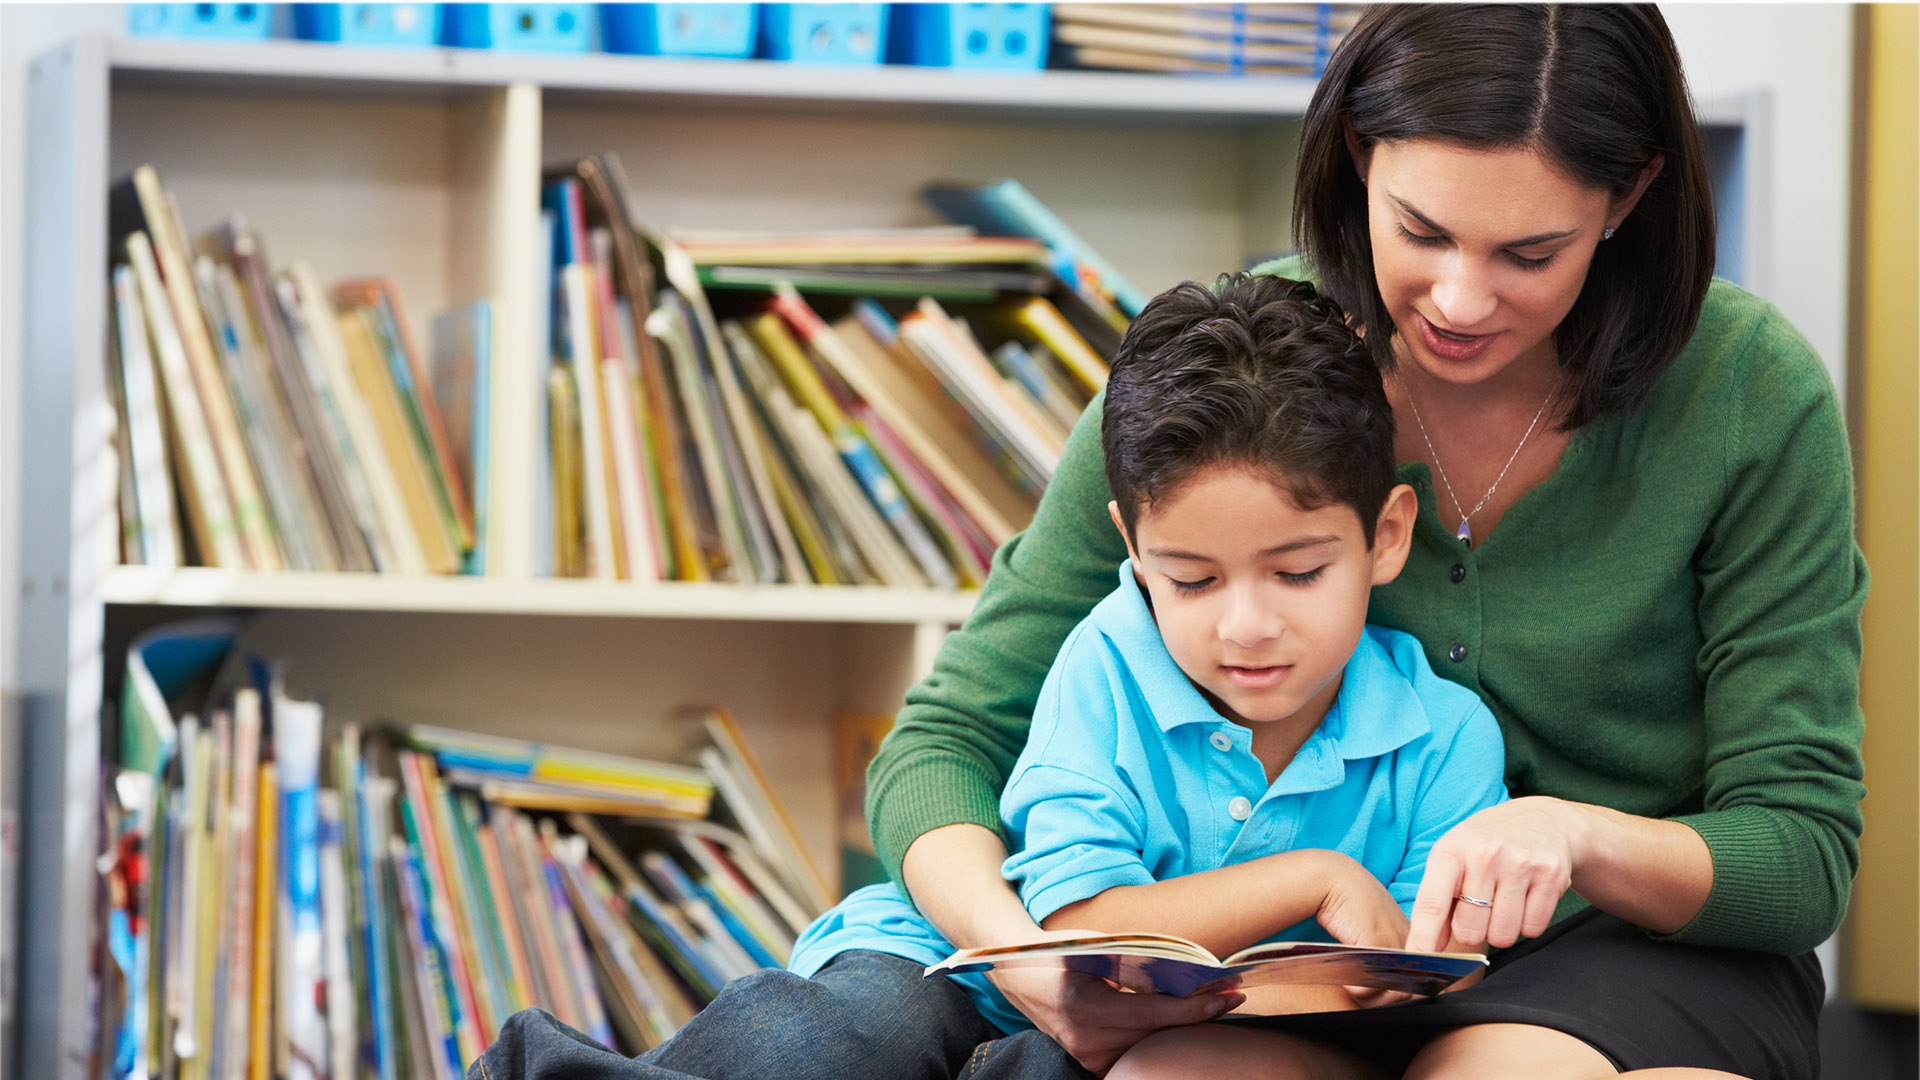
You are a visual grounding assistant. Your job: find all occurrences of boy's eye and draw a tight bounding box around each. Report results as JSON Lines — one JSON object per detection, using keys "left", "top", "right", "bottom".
{"left": 1169, "top": 576, "right": 1214, "bottom": 595}
{"left": 1279, "top": 567, "right": 1325, "bottom": 586}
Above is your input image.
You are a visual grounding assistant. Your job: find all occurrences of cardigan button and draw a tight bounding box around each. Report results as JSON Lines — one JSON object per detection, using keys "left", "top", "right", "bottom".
{"left": 1449, "top": 643, "right": 1469, "bottom": 663}
{"left": 1449, "top": 563, "right": 1467, "bottom": 584}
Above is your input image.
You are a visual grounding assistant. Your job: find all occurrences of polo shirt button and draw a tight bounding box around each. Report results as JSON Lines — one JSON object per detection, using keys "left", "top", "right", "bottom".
{"left": 1209, "top": 731, "right": 1233, "bottom": 752}
{"left": 1228, "top": 796, "right": 1253, "bottom": 821}
{"left": 1449, "top": 643, "right": 1468, "bottom": 662}
{"left": 1449, "top": 563, "right": 1467, "bottom": 584}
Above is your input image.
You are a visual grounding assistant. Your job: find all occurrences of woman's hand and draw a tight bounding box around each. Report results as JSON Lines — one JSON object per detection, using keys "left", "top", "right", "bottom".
{"left": 985, "top": 937, "right": 1244, "bottom": 1074}
{"left": 1403, "top": 796, "right": 1583, "bottom": 953}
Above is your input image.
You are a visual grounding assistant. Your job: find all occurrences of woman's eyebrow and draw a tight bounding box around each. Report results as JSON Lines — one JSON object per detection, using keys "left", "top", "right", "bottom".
{"left": 1389, "top": 194, "right": 1580, "bottom": 248}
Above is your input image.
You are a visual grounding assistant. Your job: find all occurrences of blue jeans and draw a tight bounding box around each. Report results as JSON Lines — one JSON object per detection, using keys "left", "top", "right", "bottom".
{"left": 467, "top": 951, "right": 1091, "bottom": 1080}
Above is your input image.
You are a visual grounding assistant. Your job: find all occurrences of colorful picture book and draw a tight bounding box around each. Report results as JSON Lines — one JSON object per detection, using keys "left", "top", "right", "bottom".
{"left": 925, "top": 934, "right": 1488, "bottom": 999}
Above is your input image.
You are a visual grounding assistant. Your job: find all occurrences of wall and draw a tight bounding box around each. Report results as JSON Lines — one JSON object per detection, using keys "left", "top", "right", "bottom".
{"left": 1847, "top": 0, "right": 1918, "bottom": 1014}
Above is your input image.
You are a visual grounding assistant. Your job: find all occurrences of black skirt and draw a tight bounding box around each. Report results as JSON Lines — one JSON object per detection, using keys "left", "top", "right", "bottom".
{"left": 1229, "top": 907, "right": 1825, "bottom": 1079}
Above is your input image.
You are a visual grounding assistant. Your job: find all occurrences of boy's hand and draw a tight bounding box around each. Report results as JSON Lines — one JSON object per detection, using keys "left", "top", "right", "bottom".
{"left": 1314, "top": 853, "right": 1411, "bottom": 949}
{"left": 987, "top": 929, "right": 1243, "bottom": 1074}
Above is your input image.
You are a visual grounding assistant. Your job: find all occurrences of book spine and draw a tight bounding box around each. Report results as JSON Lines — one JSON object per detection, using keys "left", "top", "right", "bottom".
{"left": 391, "top": 842, "right": 465, "bottom": 1080}
{"left": 317, "top": 793, "right": 357, "bottom": 1080}
{"left": 274, "top": 699, "right": 326, "bottom": 1080}
{"left": 249, "top": 762, "right": 277, "bottom": 1080}
{"left": 128, "top": 233, "right": 245, "bottom": 567}
{"left": 110, "top": 264, "right": 180, "bottom": 568}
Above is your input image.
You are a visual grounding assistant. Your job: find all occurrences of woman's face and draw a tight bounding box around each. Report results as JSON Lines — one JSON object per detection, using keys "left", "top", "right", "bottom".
{"left": 1360, "top": 138, "right": 1619, "bottom": 388}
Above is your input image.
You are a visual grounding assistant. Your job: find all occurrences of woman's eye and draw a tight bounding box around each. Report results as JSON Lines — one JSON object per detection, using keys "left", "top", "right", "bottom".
{"left": 1169, "top": 577, "right": 1214, "bottom": 595}
{"left": 1396, "top": 222, "right": 1445, "bottom": 248}
{"left": 1509, "top": 251, "right": 1557, "bottom": 271}
{"left": 1279, "top": 568, "right": 1325, "bottom": 586}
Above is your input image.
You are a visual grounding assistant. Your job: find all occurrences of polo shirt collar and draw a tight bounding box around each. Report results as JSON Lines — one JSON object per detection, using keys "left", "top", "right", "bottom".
{"left": 1092, "top": 561, "right": 1431, "bottom": 762}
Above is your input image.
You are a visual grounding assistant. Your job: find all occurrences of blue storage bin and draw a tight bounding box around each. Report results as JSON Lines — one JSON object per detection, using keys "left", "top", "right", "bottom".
{"left": 129, "top": 4, "right": 275, "bottom": 39}
{"left": 887, "top": 3, "right": 1048, "bottom": 69}
{"left": 440, "top": 3, "right": 596, "bottom": 50}
{"left": 293, "top": 3, "right": 440, "bottom": 45}
{"left": 758, "top": 3, "right": 887, "bottom": 64}
{"left": 602, "top": 4, "right": 757, "bottom": 57}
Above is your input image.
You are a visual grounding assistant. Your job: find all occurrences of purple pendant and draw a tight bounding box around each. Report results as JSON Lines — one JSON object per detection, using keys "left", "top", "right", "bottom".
{"left": 1456, "top": 519, "right": 1473, "bottom": 545}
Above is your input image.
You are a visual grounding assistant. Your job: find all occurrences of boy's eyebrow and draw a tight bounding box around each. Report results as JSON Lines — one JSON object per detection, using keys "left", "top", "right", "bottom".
{"left": 1147, "top": 536, "right": 1340, "bottom": 562}
{"left": 1389, "top": 194, "right": 1579, "bottom": 248}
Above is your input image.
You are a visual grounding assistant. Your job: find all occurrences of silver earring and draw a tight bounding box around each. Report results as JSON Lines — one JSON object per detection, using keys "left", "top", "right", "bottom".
{"left": 1602, "top": 226, "right": 1617, "bottom": 240}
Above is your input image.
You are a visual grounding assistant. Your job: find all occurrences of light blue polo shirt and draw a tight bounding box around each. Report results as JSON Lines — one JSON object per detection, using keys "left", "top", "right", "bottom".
{"left": 789, "top": 561, "right": 1509, "bottom": 1034}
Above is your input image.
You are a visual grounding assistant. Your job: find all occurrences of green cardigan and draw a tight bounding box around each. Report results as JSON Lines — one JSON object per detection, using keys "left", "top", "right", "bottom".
{"left": 866, "top": 274, "right": 1867, "bottom": 956}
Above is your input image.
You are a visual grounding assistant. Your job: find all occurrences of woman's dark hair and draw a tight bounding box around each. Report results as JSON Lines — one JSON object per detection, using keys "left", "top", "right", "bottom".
{"left": 1294, "top": 4, "right": 1715, "bottom": 429}
{"left": 1103, "top": 274, "right": 1396, "bottom": 545}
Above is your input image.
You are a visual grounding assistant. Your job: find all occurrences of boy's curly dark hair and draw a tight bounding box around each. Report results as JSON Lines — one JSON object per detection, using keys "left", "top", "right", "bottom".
{"left": 1102, "top": 273, "right": 1397, "bottom": 545}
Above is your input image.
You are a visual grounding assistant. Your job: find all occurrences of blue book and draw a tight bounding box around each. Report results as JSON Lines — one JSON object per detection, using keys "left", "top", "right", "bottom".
{"left": 923, "top": 179, "right": 1147, "bottom": 316}
{"left": 431, "top": 302, "right": 493, "bottom": 574}
{"left": 394, "top": 845, "right": 466, "bottom": 1080}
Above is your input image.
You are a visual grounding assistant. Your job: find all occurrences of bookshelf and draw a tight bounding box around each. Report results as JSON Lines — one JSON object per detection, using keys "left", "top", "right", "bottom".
{"left": 17, "top": 33, "right": 1769, "bottom": 1080}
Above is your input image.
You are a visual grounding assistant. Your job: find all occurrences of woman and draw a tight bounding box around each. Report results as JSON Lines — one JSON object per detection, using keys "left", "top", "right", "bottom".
{"left": 865, "top": 5, "right": 1863, "bottom": 1078}
{"left": 474, "top": 6, "right": 1864, "bottom": 1079}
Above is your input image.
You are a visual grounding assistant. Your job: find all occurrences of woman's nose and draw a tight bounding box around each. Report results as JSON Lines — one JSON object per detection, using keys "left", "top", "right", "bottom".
{"left": 1430, "top": 259, "right": 1499, "bottom": 331}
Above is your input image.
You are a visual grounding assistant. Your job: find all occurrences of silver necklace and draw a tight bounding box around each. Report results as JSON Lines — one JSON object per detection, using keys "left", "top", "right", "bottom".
{"left": 1402, "top": 380, "right": 1555, "bottom": 546}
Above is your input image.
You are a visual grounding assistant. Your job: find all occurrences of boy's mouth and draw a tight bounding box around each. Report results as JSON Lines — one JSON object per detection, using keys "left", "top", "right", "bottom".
{"left": 1223, "top": 664, "right": 1289, "bottom": 690}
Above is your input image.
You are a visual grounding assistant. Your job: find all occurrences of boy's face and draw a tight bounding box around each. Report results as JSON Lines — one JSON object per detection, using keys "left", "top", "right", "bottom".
{"left": 1113, "top": 464, "right": 1414, "bottom": 737}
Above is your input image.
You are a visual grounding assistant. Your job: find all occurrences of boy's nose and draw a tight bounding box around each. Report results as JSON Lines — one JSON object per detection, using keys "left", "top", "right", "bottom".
{"left": 1218, "top": 588, "right": 1282, "bottom": 648}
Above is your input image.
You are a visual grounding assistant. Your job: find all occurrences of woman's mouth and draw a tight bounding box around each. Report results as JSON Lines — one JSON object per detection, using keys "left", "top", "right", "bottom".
{"left": 1417, "top": 313, "right": 1497, "bottom": 362}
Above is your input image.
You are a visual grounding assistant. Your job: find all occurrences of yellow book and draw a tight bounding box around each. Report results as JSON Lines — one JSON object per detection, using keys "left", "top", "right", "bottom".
{"left": 548, "top": 367, "right": 585, "bottom": 578}
{"left": 250, "top": 762, "right": 277, "bottom": 1080}
{"left": 339, "top": 310, "right": 461, "bottom": 574}
{"left": 1007, "top": 296, "right": 1109, "bottom": 395}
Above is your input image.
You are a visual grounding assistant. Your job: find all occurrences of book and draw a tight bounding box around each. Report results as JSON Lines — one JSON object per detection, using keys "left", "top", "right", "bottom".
{"left": 681, "top": 707, "right": 832, "bottom": 918}
{"left": 430, "top": 302, "right": 495, "bottom": 574}
{"left": 923, "top": 178, "right": 1148, "bottom": 318}
{"left": 127, "top": 232, "right": 245, "bottom": 568}
{"left": 110, "top": 263, "right": 180, "bottom": 568}
{"left": 335, "top": 278, "right": 478, "bottom": 555}
{"left": 924, "top": 935, "right": 1489, "bottom": 999}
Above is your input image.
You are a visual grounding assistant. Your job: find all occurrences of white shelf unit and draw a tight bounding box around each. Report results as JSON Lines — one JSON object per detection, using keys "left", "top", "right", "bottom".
{"left": 17, "top": 36, "right": 1320, "bottom": 1080}
{"left": 16, "top": 35, "right": 1762, "bottom": 1080}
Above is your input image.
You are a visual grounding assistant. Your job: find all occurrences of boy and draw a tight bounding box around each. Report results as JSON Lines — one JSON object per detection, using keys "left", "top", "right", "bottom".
{"left": 784, "top": 273, "right": 1507, "bottom": 1077}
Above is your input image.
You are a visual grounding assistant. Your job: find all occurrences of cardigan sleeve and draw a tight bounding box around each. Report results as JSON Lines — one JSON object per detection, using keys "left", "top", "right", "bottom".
{"left": 866, "top": 394, "right": 1131, "bottom": 890}
{"left": 1665, "top": 310, "right": 1868, "bottom": 953}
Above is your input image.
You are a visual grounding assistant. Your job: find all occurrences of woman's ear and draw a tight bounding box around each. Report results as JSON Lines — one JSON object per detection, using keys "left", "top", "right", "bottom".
{"left": 1369, "top": 484, "right": 1418, "bottom": 586}
{"left": 1607, "top": 153, "right": 1666, "bottom": 232}
{"left": 1343, "top": 118, "right": 1372, "bottom": 185}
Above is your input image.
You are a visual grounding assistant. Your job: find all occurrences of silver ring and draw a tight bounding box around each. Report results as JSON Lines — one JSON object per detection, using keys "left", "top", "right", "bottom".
{"left": 1455, "top": 893, "right": 1492, "bottom": 908}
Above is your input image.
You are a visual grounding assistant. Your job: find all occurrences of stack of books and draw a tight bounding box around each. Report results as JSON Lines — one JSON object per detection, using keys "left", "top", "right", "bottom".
{"left": 1049, "top": 3, "right": 1362, "bottom": 76}
{"left": 105, "top": 158, "right": 1122, "bottom": 586}
{"left": 537, "top": 154, "right": 1109, "bottom": 588}
{"left": 97, "top": 621, "right": 833, "bottom": 1080}
{"left": 107, "top": 167, "right": 484, "bottom": 576}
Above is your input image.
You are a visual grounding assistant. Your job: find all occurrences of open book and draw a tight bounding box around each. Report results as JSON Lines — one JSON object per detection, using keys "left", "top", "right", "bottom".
{"left": 925, "top": 933, "right": 1488, "bottom": 998}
